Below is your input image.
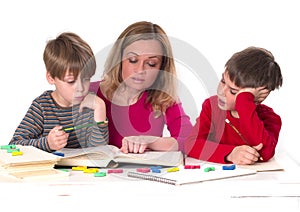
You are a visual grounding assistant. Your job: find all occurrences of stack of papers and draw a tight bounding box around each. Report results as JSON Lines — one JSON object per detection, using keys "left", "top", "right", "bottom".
{"left": 0, "top": 145, "right": 68, "bottom": 181}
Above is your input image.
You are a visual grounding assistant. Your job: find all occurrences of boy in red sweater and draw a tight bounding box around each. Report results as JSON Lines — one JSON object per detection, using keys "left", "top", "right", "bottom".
{"left": 185, "top": 47, "right": 283, "bottom": 165}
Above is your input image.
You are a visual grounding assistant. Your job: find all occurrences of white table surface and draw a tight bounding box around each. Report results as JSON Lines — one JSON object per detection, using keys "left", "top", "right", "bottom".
{"left": 1, "top": 150, "right": 300, "bottom": 212}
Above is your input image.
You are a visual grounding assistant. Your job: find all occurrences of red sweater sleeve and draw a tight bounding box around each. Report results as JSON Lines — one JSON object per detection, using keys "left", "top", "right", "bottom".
{"left": 235, "top": 92, "right": 282, "bottom": 161}
{"left": 184, "top": 97, "right": 234, "bottom": 163}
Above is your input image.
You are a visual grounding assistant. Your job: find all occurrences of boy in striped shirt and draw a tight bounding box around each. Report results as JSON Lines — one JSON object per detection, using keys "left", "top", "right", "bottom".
{"left": 10, "top": 32, "right": 108, "bottom": 152}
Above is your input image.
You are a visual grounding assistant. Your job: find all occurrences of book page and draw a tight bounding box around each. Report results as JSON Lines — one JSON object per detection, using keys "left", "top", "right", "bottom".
{"left": 9, "top": 169, "right": 69, "bottom": 181}
{"left": 114, "top": 150, "right": 183, "bottom": 167}
{"left": 237, "top": 157, "right": 284, "bottom": 172}
{"left": 55, "top": 145, "right": 118, "bottom": 167}
{"left": 0, "top": 145, "right": 58, "bottom": 168}
{"left": 56, "top": 145, "right": 183, "bottom": 167}
{"left": 57, "top": 145, "right": 116, "bottom": 159}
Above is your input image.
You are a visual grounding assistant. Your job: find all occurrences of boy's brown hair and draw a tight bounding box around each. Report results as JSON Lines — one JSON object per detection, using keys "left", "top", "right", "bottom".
{"left": 43, "top": 32, "right": 96, "bottom": 80}
{"left": 225, "top": 46, "right": 283, "bottom": 90}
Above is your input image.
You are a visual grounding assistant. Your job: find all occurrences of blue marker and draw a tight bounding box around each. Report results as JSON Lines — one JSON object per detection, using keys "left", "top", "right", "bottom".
{"left": 222, "top": 164, "right": 236, "bottom": 170}
{"left": 53, "top": 151, "right": 65, "bottom": 157}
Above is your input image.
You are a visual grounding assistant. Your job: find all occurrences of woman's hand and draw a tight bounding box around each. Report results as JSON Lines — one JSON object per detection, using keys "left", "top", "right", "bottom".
{"left": 120, "top": 136, "right": 178, "bottom": 153}
{"left": 120, "top": 136, "right": 159, "bottom": 154}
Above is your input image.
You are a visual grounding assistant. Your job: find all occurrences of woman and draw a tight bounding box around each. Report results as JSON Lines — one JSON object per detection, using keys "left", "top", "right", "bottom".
{"left": 92, "top": 21, "right": 192, "bottom": 153}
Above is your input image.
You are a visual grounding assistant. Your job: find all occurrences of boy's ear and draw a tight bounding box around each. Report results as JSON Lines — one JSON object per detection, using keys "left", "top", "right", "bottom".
{"left": 46, "top": 72, "right": 55, "bottom": 84}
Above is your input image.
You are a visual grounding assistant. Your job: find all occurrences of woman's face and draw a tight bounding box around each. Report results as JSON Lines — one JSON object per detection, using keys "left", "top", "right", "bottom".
{"left": 121, "top": 39, "right": 163, "bottom": 92}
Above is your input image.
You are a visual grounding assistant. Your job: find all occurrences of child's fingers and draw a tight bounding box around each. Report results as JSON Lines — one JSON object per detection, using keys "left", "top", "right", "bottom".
{"left": 79, "top": 93, "right": 96, "bottom": 112}
{"left": 253, "top": 143, "right": 263, "bottom": 151}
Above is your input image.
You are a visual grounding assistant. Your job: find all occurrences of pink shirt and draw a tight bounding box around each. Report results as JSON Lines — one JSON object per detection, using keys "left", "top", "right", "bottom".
{"left": 90, "top": 81, "right": 192, "bottom": 151}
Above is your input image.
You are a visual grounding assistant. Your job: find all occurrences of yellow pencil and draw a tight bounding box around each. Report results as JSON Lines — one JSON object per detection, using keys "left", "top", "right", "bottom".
{"left": 225, "top": 118, "right": 263, "bottom": 161}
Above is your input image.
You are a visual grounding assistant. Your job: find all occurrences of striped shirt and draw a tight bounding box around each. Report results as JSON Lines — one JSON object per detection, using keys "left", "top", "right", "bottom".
{"left": 10, "top": 90, "right": 108, "bottom": 152}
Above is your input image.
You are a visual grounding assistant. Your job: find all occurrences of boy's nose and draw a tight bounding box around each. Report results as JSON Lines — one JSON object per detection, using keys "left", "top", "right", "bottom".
{"left": 76, "top": 80, "right": 84, "bottom": 91}
{"left": 217, "top": 84, "right": 225, "bottom": 96}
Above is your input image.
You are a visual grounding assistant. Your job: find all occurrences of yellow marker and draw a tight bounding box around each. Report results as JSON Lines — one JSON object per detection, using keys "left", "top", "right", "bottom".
{"left": 72, "top": 166, "right": 87, "bottom": 171}
{"left": 83, "top": 168, "right": 99, "bottom": 173}
{"left": 12, "top": 151, "right": 23, "bottom": 156}
{"left": 167, "top": 167, "right": 180, "bottom": 172}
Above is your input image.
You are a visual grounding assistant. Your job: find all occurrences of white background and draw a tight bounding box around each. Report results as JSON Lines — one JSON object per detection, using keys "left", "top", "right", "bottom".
{"left": 1, "top": 0, "right": 299, "bottom": 162}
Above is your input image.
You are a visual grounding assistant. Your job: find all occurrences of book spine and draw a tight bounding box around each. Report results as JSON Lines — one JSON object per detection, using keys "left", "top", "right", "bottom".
{"left": 127, "top": 171, "right": 176, "bottom": 185}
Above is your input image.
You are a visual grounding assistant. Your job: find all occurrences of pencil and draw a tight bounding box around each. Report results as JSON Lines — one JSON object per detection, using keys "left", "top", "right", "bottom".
{"left": 225, "top": 119, "right": 249, "bottom": 145}
{"left": 225, "top": 118, "right": 263, "bottom": 161}
{"left": 62, "top": 120, "right": 108, "bottom": 132}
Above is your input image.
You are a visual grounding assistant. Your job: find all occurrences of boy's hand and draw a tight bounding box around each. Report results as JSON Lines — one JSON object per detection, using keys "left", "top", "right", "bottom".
{"left": 79, "top": 93, "right": 106, "bottom": 122}
{"left": 47, "top": 126, "right": 68, "bottom": 150}
{"left": 237, "top": 87, "right": 270, "bottom": 104}
{"left": 226, "top": 143, "right": 263, "bottom": 165}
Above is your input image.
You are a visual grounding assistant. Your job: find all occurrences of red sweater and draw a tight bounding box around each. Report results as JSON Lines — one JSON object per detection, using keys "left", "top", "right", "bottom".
{"left": 184, "top": 92, "right": 282, "bottom": 163}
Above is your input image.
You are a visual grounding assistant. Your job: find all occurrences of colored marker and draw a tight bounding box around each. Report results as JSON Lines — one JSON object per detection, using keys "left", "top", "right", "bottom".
{"left": 94, "top": 172, "right": 106, "bottom": 177}
{"left": 167, "top": 167, "right": 180, "bottom": 172}
{"left": 1, "top": 144, "right": 16, "bottom": 149}
{"left": 136, "top": 168, "right": 151, "bottom": 173}
{"left": 84, "top": 168, "right": 99, "bottom": 173}
{"left": 12, "top": 151, "right": 23, "bottom": 156}
{"left": 222, "top": 164, "right": 236, "bottom": 170}
{"left": 53, "top": 151, "right": 64, "bottom": 157}
{"left": 7, "top": 148, "right": 20, "bottom": 153}
{"left": 184, "top": 165, "right": 201, "bottom": 169}
{"left": 62, "top": 120, "right": 108, "bottom": 132}
{"left": 204, "top": 167, "right": 215, "bottom": 172}
{"left": 107, "top": 169, "right": 123, "bottom": 174}
{"left": 72, "top": 166, "right": 87, "bottom": 171}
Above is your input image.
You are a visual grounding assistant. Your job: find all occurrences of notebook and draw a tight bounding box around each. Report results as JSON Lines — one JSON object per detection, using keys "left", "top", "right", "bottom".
{"left": 55, "top": 145, "right": 183, "bottom": 168}
{"left": 127, "top": 164, "right": 257, "bottom": 186}
{"left": 237, "top": 157, "right": 284, "bottom": 172}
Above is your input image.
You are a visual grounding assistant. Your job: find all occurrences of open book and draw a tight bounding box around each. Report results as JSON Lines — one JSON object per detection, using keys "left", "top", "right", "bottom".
{"left": 55, "top": 145, "right": 183, "bottom": 168}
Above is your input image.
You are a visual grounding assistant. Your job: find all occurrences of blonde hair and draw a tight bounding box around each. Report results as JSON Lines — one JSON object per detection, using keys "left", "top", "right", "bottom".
{"left": 101, "top": 21, "right": 177, "bottom": 113}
